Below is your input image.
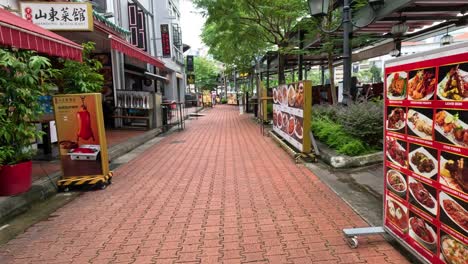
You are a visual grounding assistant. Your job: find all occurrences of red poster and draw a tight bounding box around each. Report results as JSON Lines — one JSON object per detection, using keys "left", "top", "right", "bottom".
{"left": 384, "top": 43, "right": 468, "bottom": 264}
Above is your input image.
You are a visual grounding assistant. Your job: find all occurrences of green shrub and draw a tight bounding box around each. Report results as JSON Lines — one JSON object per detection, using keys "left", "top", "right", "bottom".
{"left": 311, "top": 117, "right": 374, "bottom": 156}
{"left": 221, "top": 98, "right": 227, "bottom": 104}
{"left": 336, "top": 100, "right": 383, "bottom": 147}
{"left": 312, "top": 104, "right": 341, "bottom": 122}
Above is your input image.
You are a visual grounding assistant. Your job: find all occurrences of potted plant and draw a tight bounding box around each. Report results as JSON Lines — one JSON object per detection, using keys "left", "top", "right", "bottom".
{"left": 0, "top": 48, "right": 56, "bottom": 196}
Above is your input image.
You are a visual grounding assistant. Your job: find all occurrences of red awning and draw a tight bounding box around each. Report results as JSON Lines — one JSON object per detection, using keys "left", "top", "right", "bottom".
{"left": 109, "top": 35, "right": 165, "bottom": 69}
{"left": 0, "top": 8, "right": 82, "bottom": 61}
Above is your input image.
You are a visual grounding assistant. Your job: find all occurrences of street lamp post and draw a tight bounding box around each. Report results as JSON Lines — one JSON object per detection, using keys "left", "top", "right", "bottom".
{"left": 307, "top": 0, "right": 383, "bottom": 105}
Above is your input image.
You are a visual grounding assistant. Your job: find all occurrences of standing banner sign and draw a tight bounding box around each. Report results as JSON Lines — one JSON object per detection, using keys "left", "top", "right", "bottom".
{"left": 383, "top": 43, "right": 468, "bottom": 264}
{"left": 272, "top": 81, "right": 312, "bottom": 153}
{"left": 53, "top": 93, "right": 111, "bottom": 189}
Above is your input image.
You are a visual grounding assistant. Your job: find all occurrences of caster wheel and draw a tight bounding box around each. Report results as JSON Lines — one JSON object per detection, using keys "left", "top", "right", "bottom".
{"left": 347, "top": 237, "right": 358, "bottom": 249}
{"left": 107, "top": 178, "right": 112, "bottom": 185}
{"left": 99, "top": 182, "right": 107, "bottom": 190}
{"left": 63, "top": 187, "right": 70, "bottom": 192}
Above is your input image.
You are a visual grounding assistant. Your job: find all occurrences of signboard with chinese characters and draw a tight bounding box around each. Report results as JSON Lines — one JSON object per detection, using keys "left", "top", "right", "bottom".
{"left": 20, "top": 2, "right": 93, "bottom": 31}
{"left": 186, "top": 55, "right": 194, "bottom": 72}
{"left": 161, "top": 24, "right": 171, "bottom": 58}
{"left": 383, "top": 42, "right": 468, "bottom": 264}
{"left": 187, "top": 74, "right": 195, "bottom": 85}
{"left": 272, "top": 81, "right": 312, "bottom": 153}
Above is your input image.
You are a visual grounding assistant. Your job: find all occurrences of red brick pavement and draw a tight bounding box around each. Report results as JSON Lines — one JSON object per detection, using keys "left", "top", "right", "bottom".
{"left": 0, "top": 106, "right": 410, "bottom": 264}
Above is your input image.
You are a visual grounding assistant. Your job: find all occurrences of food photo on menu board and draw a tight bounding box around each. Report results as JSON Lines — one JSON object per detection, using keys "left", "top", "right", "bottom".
{"left": 439, "top": 151, "right": 468, "bottom": 194}
{"left": 408, "top": 210, "right": 438, "bottom": 254}
{"left": 385, "top": 195, "right": 409, "bottom": 234}
{"left": 272, "top": 82, "right": 307, "bottom": 151}
{"left": 439, "top": 191, "right": 468, "bottom": 237}
{"left": 407, "top": 108, "right": 434, "bottom": 140}
{"left": 272, "top": 83, "right": 305, "bottom": 109}
{"left": 407, "top": 67, "right": 437, "bottom": 101}
{"left": 387, "top": 71, "right": 407, "bottom": 100}
{"left": 435, "top": 109, "right": 468, "bottom": 148}
{"left": 386, "top": 136, "right": 408, "bottom": 168}
{"left": 438, "top": 62, "right": 468, "bottom": 101}
{"left": 408, "top": 176, "right": 437, "bottom": 217}
{"left": 386, "top": 168, "right": 407, "bottom": 199}
{"left": 272, "top": 109, "right": 304, "bottom": 144}
{"left": 408, "top": 143, "right": 438, "bottom": 180}
{"left": 439, "top": 229, "right": 467, "bottom": 264}
{"left": 387, "top": 106, "right": 406, "bottom": 134}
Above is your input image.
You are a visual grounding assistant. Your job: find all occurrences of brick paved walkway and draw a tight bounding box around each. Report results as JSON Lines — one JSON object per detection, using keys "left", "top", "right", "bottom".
{"left": 0, "top": 106, "right": 409, "bottom": 264}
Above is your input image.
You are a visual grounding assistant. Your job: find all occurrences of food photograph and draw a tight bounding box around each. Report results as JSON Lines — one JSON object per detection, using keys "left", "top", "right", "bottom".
{"left": 408, "top": 144, "right": 438, "bottom": 179}
{"left": 387, "top": 71, "right": 408, "bottom": 100}
{"left": 407, "top": 68, "right": 437, "bottom": 101}
{"left": 386, "top": 168, "right": 407, "bottom": 198}
{"left": 408, "top": 177, "right": 437, "bottom": 216}
{"left": 439, "top": 231, "right": 468, "bottom": 264}
{"left": 386, "top": 196, "right": 409, "bottom": 233}
{"left": 386, "top": 137, "right": 408, "bottom": 168}
{"left": 435, "top": 109, "right": 468, "bottom": 148}
{"left": 438, "top": 63, "right": 468, "bottom": 101}
{"left": 407, "top": 108, "right": 433, "bottom": 140}
{"left": 439, "top": 191, "right": 468, "bottom": 236}
{"left": 408, "top": 212, "right": 438, "bottom": 253}
{"left": 439, "top": 151, "right": 468, "bottom": 194}
{"left": 387, "top": 106, "right": 406, "bottom": 133}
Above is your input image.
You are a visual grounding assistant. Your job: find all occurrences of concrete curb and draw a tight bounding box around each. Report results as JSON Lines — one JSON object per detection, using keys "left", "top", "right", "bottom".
{"left": 316, "top": 141, "right": 383, "bottom": 168}
{"left": 0, "top": 127, "right": 163, "bottom": 224}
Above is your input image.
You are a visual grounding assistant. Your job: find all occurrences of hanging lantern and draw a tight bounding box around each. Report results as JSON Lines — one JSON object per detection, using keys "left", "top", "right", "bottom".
{"left": 440, "top": 28, "right": 454, "bottom": 46}
{"left": 307, "top": 0, "right": 330, "bottom": 17}
{"left": 391, "top": 22, "right": 409, "bottom": 36}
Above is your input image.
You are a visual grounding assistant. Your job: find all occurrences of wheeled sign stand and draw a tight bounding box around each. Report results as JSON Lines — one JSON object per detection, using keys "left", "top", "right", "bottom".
{"left": 53, "top": 94, "right": 112, "bottom": 193}
{"left": 57, "top": 171, "right": 113, "bottom": 192}
{"left": 342, "top": 226, "right": 385, "bottom": 248}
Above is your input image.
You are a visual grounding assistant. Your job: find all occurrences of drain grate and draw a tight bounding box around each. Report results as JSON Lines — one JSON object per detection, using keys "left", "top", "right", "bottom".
{"left": 170, "top": 140, "right": 186, "bottom": 144}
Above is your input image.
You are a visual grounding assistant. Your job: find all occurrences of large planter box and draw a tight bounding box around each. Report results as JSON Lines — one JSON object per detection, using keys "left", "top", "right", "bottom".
{"left": 0, "top": 161, "right": 32, "bottom": 196}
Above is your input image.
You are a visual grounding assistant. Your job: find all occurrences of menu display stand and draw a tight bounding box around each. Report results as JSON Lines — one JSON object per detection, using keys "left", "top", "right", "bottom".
{"left": 342, "top": 43, "right": 468, "bottom": 264}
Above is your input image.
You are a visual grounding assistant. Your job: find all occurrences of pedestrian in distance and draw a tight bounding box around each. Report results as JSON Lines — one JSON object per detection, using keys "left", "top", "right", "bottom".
{"left": 211, "top": 92, "right": 216, "bottom": 107}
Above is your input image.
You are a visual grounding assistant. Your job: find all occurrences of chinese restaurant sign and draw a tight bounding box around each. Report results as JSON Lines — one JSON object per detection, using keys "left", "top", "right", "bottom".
{"left": 160, "top": 24, "right": 171, "bottom": 57}
{"left": 272, "top": 81, "right": 312, "bottom": 153}
{"left": 20, "top": 2, "right": 93, "bottom": 31}
{"left": 53, "top": 93, "right": 109, "bottom": 178}
{"left": 383, "top": 43, "right": 468, "bottom": 264}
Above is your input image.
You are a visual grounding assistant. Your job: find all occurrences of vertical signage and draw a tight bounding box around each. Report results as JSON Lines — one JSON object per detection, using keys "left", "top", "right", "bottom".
{"left": 53, "top": 93, "right": 109, "bottom": 179}
{"left": 128, "top": 3, "right": 147, "bottom": 51}
{"left": 272, "top": 81, "right": 312, "bottom": 153}
{"left": 186, "top": 55, "right": 194, "bottom": 72}
{"left": 383, "top": 44, "right": 468, "bottom": 264}
{"left": 161, "top": 24, "right": 171, "bottom": 58}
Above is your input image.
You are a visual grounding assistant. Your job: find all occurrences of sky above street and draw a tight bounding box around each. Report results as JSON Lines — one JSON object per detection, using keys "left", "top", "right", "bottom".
{"left": 180, "top": 0, "right": 206, "bottom": 51}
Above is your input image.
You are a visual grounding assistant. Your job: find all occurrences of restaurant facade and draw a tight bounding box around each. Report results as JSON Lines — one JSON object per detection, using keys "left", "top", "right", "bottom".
{"left": 1, "top": 0, "right": 186, "bottom": 130}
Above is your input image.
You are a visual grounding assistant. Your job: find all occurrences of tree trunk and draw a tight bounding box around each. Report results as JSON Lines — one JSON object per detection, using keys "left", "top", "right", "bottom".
{"left": 328, "top": 52, "right": 337, "bottom": 105}
{"left": 278, "top": 52, "right": 286, "bottom": 84}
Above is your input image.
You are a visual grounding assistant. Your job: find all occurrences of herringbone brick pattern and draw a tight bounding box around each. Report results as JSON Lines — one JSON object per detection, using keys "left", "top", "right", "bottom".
{"left": 0, "top": 106, "right": 409, "bottom": 263}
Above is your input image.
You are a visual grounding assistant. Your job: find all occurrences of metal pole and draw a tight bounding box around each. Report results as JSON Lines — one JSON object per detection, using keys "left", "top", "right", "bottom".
{"left": 342, "top": 0, "right": 352, "bottom": 105}
{"left": 298, "top": 30, "right": 304, "bottom": 81}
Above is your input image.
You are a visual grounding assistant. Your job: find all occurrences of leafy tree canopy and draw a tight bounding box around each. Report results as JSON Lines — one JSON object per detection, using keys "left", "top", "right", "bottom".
{"left": 193, "top": 56, "right": 221, "bottom": 91}
{"left": 195, "top": 0, "right": 308, "bottom": 83}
